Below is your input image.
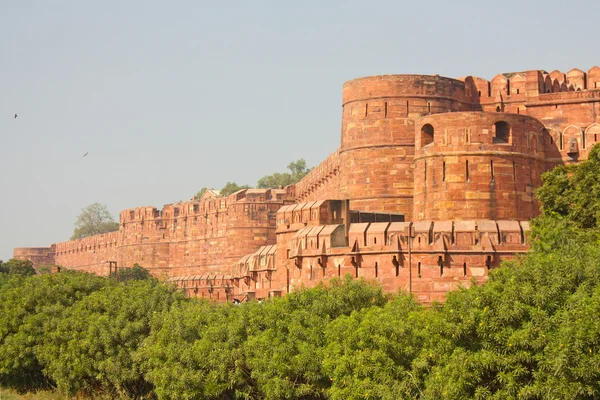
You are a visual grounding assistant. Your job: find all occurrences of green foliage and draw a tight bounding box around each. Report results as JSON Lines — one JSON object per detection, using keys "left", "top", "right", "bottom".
{"left": 536, "top": 143, "right": 600, "bottom": 230}
{"left": 416, "top": 236, "right": 600, "bottom": 399}
{"left": 195, "top": 187, "right": 209, "bottom": 199}
{"left": 257, "top": 158, "right": 312, "bottom": 189}
{"left": 138, "top": 300, "right": 252, "bottom": 399}
{"left": 219, "top": 181, "right": 251, "bottom": 197}
{"left": 0, "top": 271, "right": 108, "bottom": 391}
{"left": 195, "top": 158, "right": 311, "bottom": 198}
{"left": 0, "top": 259, "right": 36, "bottom": 277}
{"left": 113, "top": 264, "right": 154, "bottom": 282}
{"left": 323, "top": 295, "right": 425, "bottom": 399}
{"left": 38, "top": 280, "right": 184, "bottom": 398}
{"left": 71, "top": 203, "right": 119, "bottom": 240}
{"left": 5, "top": 154, "right": 600, "bottom": 399}
{"left": 242, "top": 276, "right": 388, "bottom": 400}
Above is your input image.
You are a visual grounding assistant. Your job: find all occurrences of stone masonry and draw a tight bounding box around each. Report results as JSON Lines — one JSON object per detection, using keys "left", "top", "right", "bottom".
{"left": 15, "top": 66, "right": 600, "bottom": 303}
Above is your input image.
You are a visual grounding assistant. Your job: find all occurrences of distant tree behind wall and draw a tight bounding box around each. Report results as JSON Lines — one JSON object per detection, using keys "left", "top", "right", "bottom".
{"left": 194, "top": 158, "right": 312, "bottom": 199}
{"left": 71, "top": 203, "right": 120, "bottom": 240}
{"left": 257, "top": 158, "right": 311, "bottom": 189}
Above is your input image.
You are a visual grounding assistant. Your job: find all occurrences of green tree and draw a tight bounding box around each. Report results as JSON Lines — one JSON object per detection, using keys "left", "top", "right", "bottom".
{"left": 536, "top": 143, "right": 600, "bottom": 229}
{"left": 323, "top": 295, "right": 425, "bottom": 399}
{"left": 114, "top": 264, "right": 154, "bottom": 282}
{"left": 39, "top": 280, "right": 184, "bottom": 398}
{"left": 219, "top": 181, "right": 251, "bottom": 197}
{"left": 257, "top": 158, "right": 311, "bottom": 189}
{"left": 138, "top": 300, "right": 254, "bottom": 399}
{"left": 242, "top": 275, "right": 388, "bottom": 399}
{"left": 71, "top": 203, "right": 119, "bottom": 240}
{"left": 0, "top": 271, "right": 107, "bottom": 391}
{"left": 195, "top": 187, "right": 209, "bottom": 199}
{"left": 0, "top": 259, "right": 36, "bottom": 277}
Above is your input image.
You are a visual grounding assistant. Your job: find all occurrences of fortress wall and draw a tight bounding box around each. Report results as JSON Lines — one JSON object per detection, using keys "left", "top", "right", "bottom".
{"left": 413, "top": 112, "right": 546, "bottom": 221}
{"left": 339, "top": 75, "right": 479, "bottom": 218}
{"left": 226, "top": 219, "right": 528, "bottom": 303}
{"left": 14, "top": 68, "right": 600, "bottom": 304}
{"left": 178, "top": 218, "right": 530, "bottom": 304}
{"left": 294, "top": 150, "right": 341, "bottom": 202}
{"left": 54, "top": 231, "right": 120, "bottom": 275}
{"left": 52, "top": 189, "right": 293, "bottom": 279}
{"left": 13, "top": 246, "right": 56, "bottom": 268}
{"left": 458, "top": 67, "right": 600, "bottom": 170}
{"left": 526, "top": 93, "right": 600, "bottom": 167}
{"left": 119, "top": 190, "right": 292, "bottom": 278}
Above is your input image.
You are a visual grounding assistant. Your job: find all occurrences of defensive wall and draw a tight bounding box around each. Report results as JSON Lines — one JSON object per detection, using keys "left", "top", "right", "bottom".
{"left": 14, "top": 65, "right": 600, "bottom": 303}
{"left": 172, "top": 200, "right": 529, "bottom": 303}
{"left": 12, "top": 246, "right": 56, "bottom": 268}
{"left": 46, "top": 188, "right": 294, "bottom": 278}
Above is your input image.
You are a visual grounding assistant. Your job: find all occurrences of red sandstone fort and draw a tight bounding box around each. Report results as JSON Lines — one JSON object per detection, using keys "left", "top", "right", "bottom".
{"left": 15, "top": 67, "right": 600, "bottom": 303}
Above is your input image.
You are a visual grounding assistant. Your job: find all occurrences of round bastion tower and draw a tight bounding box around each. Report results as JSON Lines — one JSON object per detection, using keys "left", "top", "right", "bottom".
{"left": 339, "top": 75, "right": 477, "bottom": 219}
{"left": 412, "top": 112, "right": 546, "bottom": 221}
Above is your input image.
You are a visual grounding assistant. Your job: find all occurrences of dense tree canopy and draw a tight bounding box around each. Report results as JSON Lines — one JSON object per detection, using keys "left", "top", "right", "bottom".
{"left": 219, "top": 181, "right": 251, "bottom": 197}
{"left": 4, "top": 145, "right": 600, "bottom": 399}
{"left": 536, "top": 144, "right": 600, "bottom": 230}
{"left": 0, "top": 259, "right": 36, "bottom": 277}
{"left": 71, "top": 203, "right": 120, "bottom": 240}
{"left": 257, "top": 158, "right": 311, "bottom": 189}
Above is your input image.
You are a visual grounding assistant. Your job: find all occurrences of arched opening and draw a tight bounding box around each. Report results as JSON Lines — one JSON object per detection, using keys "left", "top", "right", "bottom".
{"left": 493, "top": 121, "right": 510, "bottom": 144}
{"left": 421, "top": 124, "right": 434, "bottom": 147}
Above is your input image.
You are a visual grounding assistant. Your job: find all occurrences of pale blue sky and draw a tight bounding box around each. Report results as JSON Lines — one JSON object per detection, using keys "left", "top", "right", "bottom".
{"left": 1, "top": 0, "right": 598, "bottom": 261}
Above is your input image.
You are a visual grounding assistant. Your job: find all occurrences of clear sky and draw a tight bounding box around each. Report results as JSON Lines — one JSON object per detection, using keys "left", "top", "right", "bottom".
{"left": 1, "top": 0, "right": 598, "bottom": 261}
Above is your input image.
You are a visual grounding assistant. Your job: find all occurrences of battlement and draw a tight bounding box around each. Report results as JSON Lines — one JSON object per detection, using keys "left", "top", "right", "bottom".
{"left": 294, "top": 150, "right": 340, "bottom": 203}
{"left": 462, "top": 66, "right": 600, "bottom": 101}
{"left": 45, "top": 188, "right": 294, "bottom": 277}
{"left": 14, "top": 65, "right": 600, "bottom": 303}
{"left": 55, "top": 231, "right": 120, "bottom": 254}
{"left": 342, "top": 74, "right": 476, "bottom": 108}
{"left": 222, "top": 219, "right": 530, "bottom": 303}
{"left": 285, "top": 220, "right": 529, "bottom": 255}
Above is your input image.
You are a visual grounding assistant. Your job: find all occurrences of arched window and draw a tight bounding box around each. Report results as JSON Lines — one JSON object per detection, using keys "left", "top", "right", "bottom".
{"left": 421, "top": 124, "right": 434, "bottom": 147}
{"left": 493, "top": 121, "right": 510, "bottom": 144}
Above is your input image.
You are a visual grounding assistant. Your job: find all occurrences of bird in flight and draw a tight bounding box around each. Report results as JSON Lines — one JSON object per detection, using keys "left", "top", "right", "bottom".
{"left": 14, "top": 113, "right": 18, "bottom": 119}
{"left": 82, "top": 152, "right": 88, "bottom": 157}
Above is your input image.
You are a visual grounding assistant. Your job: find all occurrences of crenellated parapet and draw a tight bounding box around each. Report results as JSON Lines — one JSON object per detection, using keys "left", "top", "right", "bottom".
{"left": 294, "top": 150, "right": 340, "bottom": 203}
{"left": 15, "top": 65, "right": 600, "bottom": 304}
{"left": 215, "top": 218, "right": 530, "bottom": 303}
{"left": 167, "top": 274, "right": 234, "bottom": 302}
{"left": 54, "top": 231, "right": 120, "bottom": 275}
{"left": 49, "top": 188, "right": 294, "bottom": 278}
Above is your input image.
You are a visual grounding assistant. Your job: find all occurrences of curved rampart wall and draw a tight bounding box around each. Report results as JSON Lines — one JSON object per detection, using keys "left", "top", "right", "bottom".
{"left": 339, "top": 75, "right": 478, "bottom": 218}
{"left": 413, "top": 112, "right": 546, "bottom": 221}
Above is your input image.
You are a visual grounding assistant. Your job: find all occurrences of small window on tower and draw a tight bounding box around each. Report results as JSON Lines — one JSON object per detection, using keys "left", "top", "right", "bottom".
{"left": 493, "top": 121, "right": 510, "bottom": 144}
{"left": 421, "top": 124, "right": 434, "bottom": 147}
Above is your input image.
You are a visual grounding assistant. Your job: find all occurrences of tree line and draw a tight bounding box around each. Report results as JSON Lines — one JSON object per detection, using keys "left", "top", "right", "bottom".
{"left": 196, "top": 158, "right": 311, "bottom": 199}
{"left": 70, "top": 159, "right": 312, "bottom": 241}
{"left": 1, "top": 146, "right": 599, "bottom": 399}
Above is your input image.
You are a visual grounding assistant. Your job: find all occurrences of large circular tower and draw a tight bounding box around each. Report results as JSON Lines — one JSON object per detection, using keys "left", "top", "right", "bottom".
{"left": 339, "top": 75, "right": 476, "bottom": 219}
{"left": 412, "top": 112, "right": 546, "bottom": 221}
